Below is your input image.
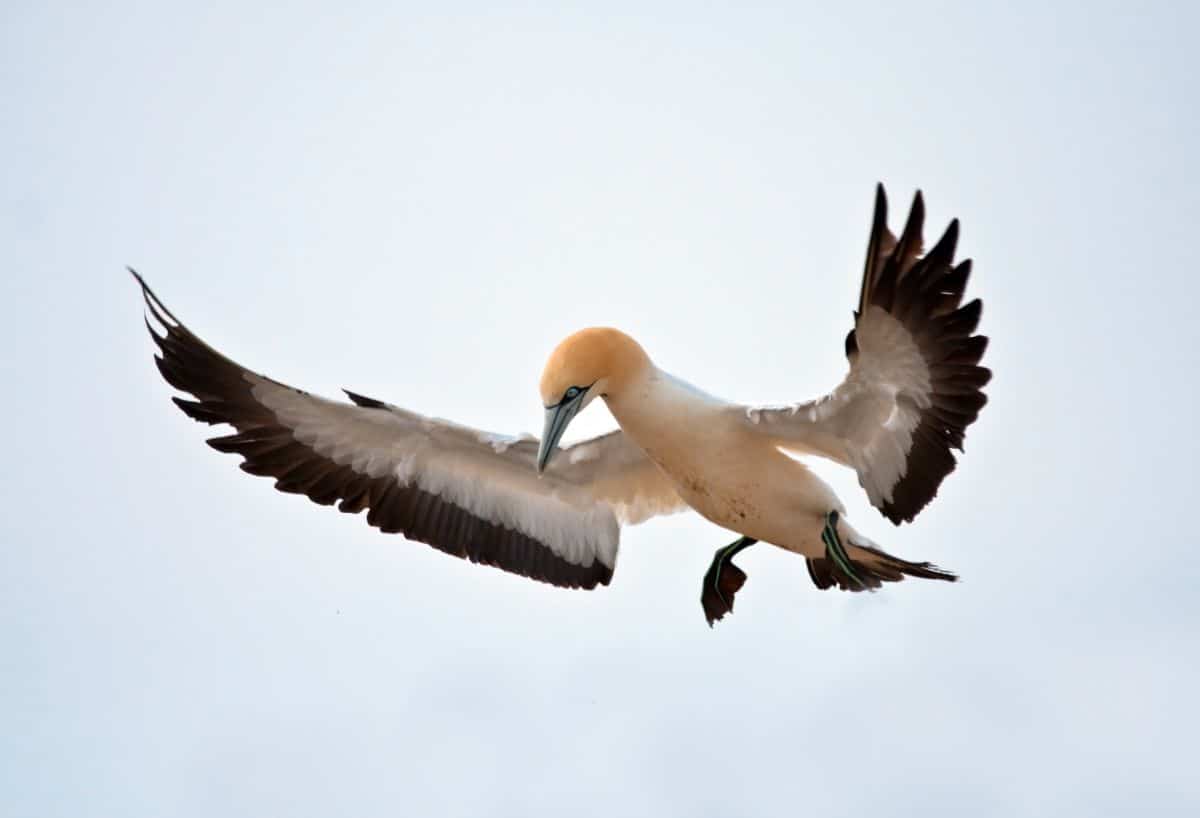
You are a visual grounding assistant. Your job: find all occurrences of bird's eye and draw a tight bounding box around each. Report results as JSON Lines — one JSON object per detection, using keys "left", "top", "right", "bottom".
{"left": 564, "top": 386, "right": 582, "bottom": 400}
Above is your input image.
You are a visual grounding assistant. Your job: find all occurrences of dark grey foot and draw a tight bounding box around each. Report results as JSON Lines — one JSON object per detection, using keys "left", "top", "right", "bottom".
{"left": 701, "top": 536, "right": 757, "bottom": 626}
{"left": 820, "top": 510, "right": 865, "bottom": 589}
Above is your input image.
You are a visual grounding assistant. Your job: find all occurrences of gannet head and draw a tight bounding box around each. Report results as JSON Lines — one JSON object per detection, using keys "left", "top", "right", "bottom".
{"left": 536, "top": 327, "right": 650, "bottom": 473}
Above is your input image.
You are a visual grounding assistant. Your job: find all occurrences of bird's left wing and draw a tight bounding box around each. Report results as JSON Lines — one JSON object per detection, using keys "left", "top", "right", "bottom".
{"left": 741, "top": 186, "right": 990, "bottom": 524}
{"left": 132, "top": 272, "right": 685, "bottom": 589}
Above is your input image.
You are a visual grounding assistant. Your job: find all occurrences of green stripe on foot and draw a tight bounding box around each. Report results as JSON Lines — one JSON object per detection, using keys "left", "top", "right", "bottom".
{"left": 823, "top": 510, "right": 865, "bottom": 589}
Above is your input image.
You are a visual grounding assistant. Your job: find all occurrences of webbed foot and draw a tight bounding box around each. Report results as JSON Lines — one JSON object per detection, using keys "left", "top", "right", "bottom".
{"left": 700, "top": 536, "right": 757, "bottom": 626}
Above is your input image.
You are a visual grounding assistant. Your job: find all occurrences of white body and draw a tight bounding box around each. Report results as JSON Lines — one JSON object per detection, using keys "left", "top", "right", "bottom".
{"left": 606, "top": 368, "right": 845, "bottom": 559}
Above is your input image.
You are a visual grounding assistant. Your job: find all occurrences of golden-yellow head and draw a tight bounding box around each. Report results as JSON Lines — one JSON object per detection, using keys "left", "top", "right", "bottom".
{"left": 535, "top": 327, "right": 649, "bottom": 472}
{"left": 539, "top": 327, "right": 649, "bottom": 407}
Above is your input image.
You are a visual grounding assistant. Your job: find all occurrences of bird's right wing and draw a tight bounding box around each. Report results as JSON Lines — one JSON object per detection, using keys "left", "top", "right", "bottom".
{"left": 133, "top": 272, "right": 685, "bottom": 590}
{"left": 742, "top": 186, "right": 990, "bottom": 524}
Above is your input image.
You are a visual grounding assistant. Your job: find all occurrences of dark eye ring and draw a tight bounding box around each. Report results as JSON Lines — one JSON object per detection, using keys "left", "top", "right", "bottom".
{"left": 565, "top": 386, "right": 582, "bottom": 400}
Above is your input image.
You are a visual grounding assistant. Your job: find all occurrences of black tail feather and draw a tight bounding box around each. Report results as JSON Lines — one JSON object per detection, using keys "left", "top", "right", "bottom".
{"left": 805, "top": 545, "right": 957, "bottom": 593}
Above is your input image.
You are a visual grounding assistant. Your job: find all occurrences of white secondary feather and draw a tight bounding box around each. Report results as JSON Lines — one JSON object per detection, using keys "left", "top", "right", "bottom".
{"left": 740, "top": 306, "right": 933, "bottom": 509}
{"left": 247, "top": 375, "right": 685, "bottom": 569}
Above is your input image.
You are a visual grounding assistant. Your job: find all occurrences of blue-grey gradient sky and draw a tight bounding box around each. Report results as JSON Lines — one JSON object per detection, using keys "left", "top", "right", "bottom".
{"left": 4, "top": 2, "right": 1198, "bottom": 816}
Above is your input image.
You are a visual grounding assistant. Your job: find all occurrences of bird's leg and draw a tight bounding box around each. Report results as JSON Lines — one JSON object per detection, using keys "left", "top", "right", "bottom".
{"left": 820, "top": 509, "right": 865, "bottom": 589}
{"left": 701, "top": 535, "right": 757, "bottom": 626}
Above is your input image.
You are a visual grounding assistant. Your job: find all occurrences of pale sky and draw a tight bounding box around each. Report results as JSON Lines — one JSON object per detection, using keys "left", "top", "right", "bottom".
{"left": 4, "top": 2, "right": 1198, "bottom": 816}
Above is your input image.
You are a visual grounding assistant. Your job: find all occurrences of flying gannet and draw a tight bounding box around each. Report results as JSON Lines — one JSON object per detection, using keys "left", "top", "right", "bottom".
{"left": 132, "top": 184, "right": 988, "bottom": 625}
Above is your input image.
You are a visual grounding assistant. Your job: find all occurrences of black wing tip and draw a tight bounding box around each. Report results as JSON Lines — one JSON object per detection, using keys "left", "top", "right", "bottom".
{"left": 872, "top": 183, "right": 889, "bottom": 220}
{"left": 899, "top": 191, "right": 926, "bottom": 242}
{"left": 922, "top": 219, "right": 961, "bottom": 270}
{"left": 956, "top": 298, "right": 984, "bottom": 328}
{"left": 128, "top": 268, "right": 183, "bottom": 328}
{"left": 127, "top": 266, "right": 153, "bottom": 300}
{"left": 871, "top": 185, "right": 889, "bottom": 232}
{"left": 940, "top": 217, "right": 961, "bottom": 246}
{"left": 343, "top": 389, "right": 388, "bottom": 409}
{"left": 870, "top": 183, "right": 926, "bottom": 216}
{"left": 859, "top": 184, "right": 894, "bottom": 317}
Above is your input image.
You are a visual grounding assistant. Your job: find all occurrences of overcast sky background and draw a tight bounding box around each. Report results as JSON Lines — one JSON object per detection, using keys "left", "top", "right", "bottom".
{"left": 4, "top": 2, "right": 1198, "bottom": 816}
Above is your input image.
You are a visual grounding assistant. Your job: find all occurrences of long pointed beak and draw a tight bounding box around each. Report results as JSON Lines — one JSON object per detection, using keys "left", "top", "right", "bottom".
{"left": 537, "top": 402, "right": 579, "bottom": 474}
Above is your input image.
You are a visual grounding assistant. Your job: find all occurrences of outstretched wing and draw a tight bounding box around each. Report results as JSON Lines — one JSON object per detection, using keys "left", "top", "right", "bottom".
{"left": 743, "top": 185, "right": 990, "bottom": 524}
{"left": 132, "top": 271, "right": 685, "bottom": 589}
